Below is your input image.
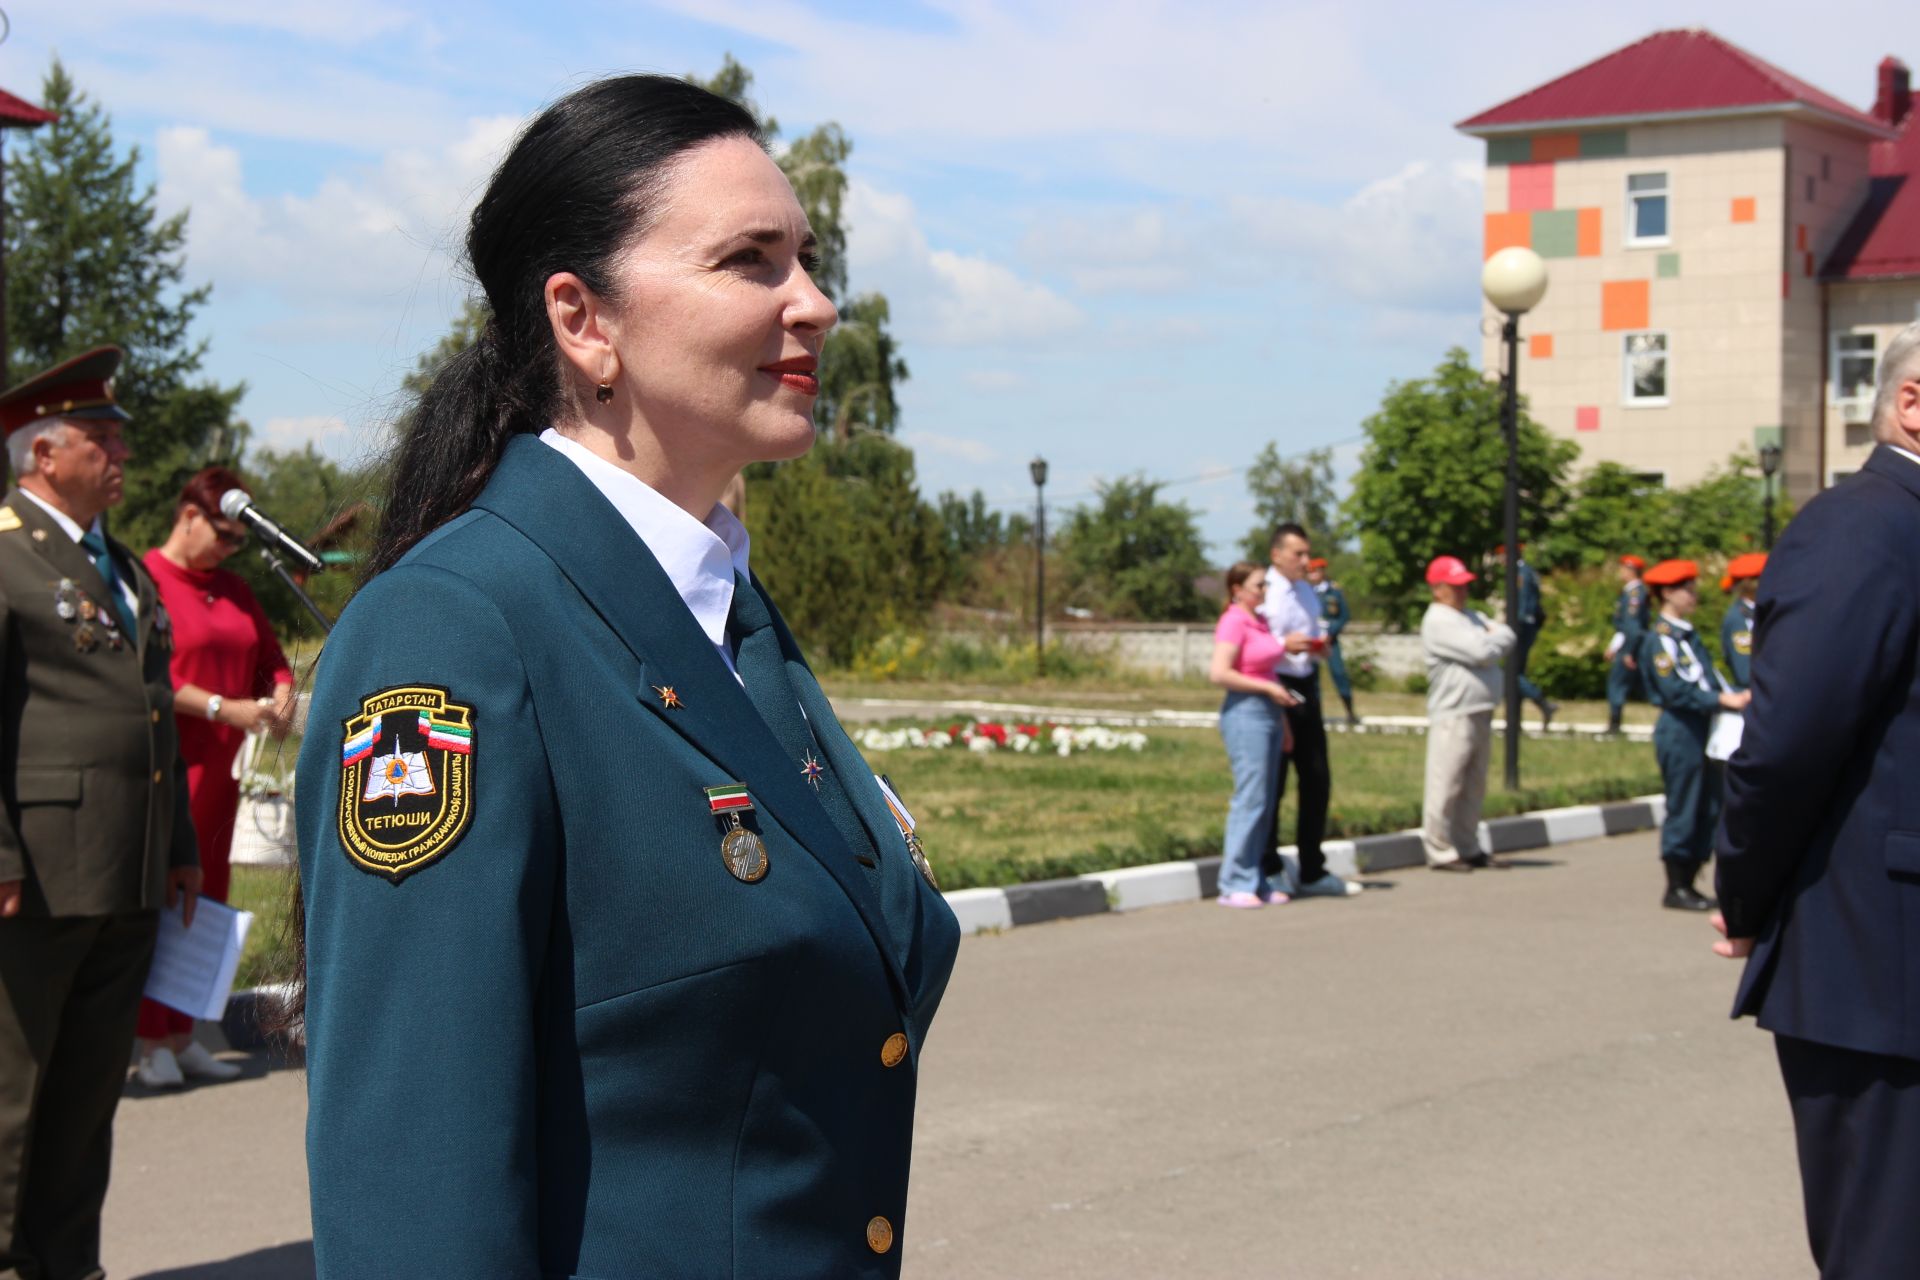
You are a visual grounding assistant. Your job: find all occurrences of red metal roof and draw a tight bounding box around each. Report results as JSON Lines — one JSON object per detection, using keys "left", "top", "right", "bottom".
{"left": 1458, "top": 29, "right": 1888, "bottom": 137}
{"left": 0, "top": 87, "right": 54, "bottom": 128}
{"left": 1825, "top": 109, "right": 1920, "bottom": 281}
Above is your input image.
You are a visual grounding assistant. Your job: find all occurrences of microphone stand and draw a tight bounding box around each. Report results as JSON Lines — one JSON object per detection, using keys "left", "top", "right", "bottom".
{"left": 258, "top": 545, "right": 334, "bottom": 635}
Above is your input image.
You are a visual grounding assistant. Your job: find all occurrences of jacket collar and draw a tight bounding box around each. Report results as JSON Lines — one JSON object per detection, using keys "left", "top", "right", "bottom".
{"left": 468, "top": 436, "right": 905, "bottom": 1000}
{"left": 3, "top": 487, "right": 151, "bottom": 661}
{"left": 1865, "top": 443, "right": 1920, "bottom": 503}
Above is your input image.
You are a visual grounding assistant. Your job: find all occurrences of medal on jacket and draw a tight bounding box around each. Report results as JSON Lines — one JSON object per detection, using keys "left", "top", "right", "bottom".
{"left": 75, "top": 622, "right": 98, "bottom": 654}
{"left": 54, "top": 579, "right": 77, "bottom": 621}
{"left": 876, "top": 774, "right": 939, "bottom": 890}
{"left": 706, "top": 783, "right": 768, "bottom": 883}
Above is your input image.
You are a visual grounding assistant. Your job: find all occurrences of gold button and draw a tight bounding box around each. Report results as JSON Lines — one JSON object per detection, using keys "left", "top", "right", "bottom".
{"left": 880, "top": 1033, "right": 908, "bottom": 1068}
{"left": 152, "top": 770, "right": 163, "bottom": 783}
{"left": 865, "top": 1216, "right": 893, "bottom": 1254}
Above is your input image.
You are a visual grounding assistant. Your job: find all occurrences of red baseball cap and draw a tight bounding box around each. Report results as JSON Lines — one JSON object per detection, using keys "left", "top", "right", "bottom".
{"left": 1426, "top": 555, "right": 1476, "bottom": 586}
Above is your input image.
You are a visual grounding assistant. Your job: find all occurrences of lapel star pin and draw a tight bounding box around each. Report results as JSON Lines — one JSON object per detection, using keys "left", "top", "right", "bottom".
{"left": 652, "top": 684, "right": 683, "bottom": 710}
{"left": 799, "top": 752, "right": 825, "bottom": 789}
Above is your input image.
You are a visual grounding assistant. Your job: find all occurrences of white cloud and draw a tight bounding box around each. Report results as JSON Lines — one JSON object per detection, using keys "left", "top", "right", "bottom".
{"left": 846, "top": 180, "right": 1083, "bottom": 348}
{"left": 1020, "top": 209, "right": 1197, "bottom": 295}
{"left": 257, "top": 415, "right": 355, "bottom": 450}
{"left": 155, "top": 116, "right": 517, "bottom": 341}
{"left": 900, "top": 429, "right": 997, "bottom": 464}
{"left": 962, "top": 370, "right": 1029, "bottom": 392}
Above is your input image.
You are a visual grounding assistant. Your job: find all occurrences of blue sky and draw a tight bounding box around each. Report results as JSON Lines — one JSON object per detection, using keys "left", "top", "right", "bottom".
{"left": 10, "top": 1, "right": 1899, "bottom": 554}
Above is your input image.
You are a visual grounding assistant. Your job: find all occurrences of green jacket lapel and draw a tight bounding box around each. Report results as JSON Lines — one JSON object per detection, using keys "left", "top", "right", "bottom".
{"left": 469, "top": 436, "right": 903, "bottom": 995}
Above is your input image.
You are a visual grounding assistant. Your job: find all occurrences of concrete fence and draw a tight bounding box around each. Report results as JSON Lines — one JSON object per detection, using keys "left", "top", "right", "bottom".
{"left": 1042, "top": 622, "right": 1425, "bottom": 682}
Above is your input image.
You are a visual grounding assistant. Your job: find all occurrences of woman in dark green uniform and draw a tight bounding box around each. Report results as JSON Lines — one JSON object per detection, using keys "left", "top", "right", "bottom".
{"left": 1640, "top": 559, "right": 1751, "bottom": 911}
{"left": 293, "top": 75, "right": 958, "bottom": 1278}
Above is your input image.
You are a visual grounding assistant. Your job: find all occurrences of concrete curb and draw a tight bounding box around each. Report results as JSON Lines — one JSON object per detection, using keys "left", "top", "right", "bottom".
{"left": 940, "top": 793, "right": 1669, "bottom": 935}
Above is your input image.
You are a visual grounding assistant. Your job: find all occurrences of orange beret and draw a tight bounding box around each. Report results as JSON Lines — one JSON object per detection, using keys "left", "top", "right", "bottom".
{"left": 1718, "top": 551, "right": 1768, "bottom": 591}
{"left": 1643, "top": 559, "right": 1699, "bottom": 587}
{"left": 1620, "top": 555, "right": 1646, "bottom": 571}
{"left": 1307, "top": 558, "right": 1328, "bottom": 570}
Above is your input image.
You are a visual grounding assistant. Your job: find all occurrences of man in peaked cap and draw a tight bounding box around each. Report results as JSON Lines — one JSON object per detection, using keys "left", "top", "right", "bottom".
{"left": 0, "top": 347, "right": 201, "bottom": 1280}
{"left": 1718, "top": 552, "right": 1766, "bottom": 692}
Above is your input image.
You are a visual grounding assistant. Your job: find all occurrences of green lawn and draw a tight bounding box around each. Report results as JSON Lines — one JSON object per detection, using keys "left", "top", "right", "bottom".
{"left": 867, "top": 724, "right": 1661, "bottom": 890}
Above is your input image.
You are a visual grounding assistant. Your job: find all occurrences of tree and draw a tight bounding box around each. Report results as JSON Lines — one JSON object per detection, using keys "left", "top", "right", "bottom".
{"left": 237, "top": 444, "right": 380, "bottom": 637}
{"left": 1055, "top": 476, "right": 1211, "bottom": 621}
{"left": 1240, "top": 444, "right": 1338, "bottom": 561}
{"left": 1343, "top": 347, "right": 1577, "bottom": 623}
{"left": 400, "top": 296, "right": 488, "bottom": 405}
{"left": 690, "top": 55, "right": 904, "bottom": 440}
{"left": 6, "top": 60, "right": 247, "bottom": 548}
{"left": 1539, "top": 455, "right": 1782, "bottom": 570}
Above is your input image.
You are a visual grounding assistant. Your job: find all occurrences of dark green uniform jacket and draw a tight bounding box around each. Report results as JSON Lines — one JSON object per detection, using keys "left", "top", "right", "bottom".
{"left": 296, "top": 436, "right": 959, "bottom": 1278}
{"left": 1721, "top": 598, "right": 1755, "bottom": 691}
{"left": 0, "top": 489, "right": 195, "bottom": 915}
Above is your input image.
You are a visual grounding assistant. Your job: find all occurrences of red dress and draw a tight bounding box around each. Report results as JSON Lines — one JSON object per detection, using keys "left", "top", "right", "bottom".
{"left": 137, "top": 550, "right": 293, "bottom": 1039}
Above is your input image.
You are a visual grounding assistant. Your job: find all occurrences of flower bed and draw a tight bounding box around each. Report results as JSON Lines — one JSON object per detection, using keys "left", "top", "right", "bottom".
{"left": 855, "top": 721, "right": 1148, "bottom": 757}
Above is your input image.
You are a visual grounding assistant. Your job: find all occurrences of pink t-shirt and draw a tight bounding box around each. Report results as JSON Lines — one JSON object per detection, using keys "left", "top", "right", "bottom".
{"left": 1214, "top": 605, "right": 1284, "bottom": 679}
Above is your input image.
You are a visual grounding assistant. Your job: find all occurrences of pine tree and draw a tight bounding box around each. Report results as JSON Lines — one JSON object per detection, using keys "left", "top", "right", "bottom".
{"left": 5, "top": 59, "right": 245, "bottom": 547}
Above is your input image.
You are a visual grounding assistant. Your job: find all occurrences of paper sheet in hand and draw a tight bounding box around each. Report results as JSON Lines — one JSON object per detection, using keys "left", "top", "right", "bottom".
{"left": 1707, "top": 711, "right": 1745, "bottom": 762}
{"left": 143, "top": 897, "right": 253, "bottom": 1021}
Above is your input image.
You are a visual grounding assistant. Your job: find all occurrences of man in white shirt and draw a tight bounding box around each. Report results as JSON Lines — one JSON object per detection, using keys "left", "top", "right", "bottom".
{"left": 1259, "top": 523, "right": 1360, "bottom": 898}
{"left": 1418, "top": 556, "right": 1516, "bottom": 871}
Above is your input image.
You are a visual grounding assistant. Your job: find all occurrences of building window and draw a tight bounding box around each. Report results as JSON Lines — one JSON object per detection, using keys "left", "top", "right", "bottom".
{"left": 1626, "top": 173, "right": 1669, "bottom": 244}
{"left": 1834, "top": 332, "right": 1877, "bottom": 402}
{"left": 1629, "top": 471, "right": 1667, "bottom": 488}
{"left": 1806, "top": 174, "right": 1817, "bottom": 202}
{"left": 1623, "top": 332, "right": 1669, "bottom": 404}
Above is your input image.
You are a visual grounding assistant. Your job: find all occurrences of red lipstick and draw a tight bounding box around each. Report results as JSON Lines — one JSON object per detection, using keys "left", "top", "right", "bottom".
{"left": 760, "top": 356, "right": 819, "bottom": 396}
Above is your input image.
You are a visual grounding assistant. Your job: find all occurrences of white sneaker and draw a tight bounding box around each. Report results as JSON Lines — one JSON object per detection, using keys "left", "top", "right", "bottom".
{"left": 175, "top": 1041, "right": 243, "bottom": 1081}
{"left": 136, "top": 1046, "right": 186, "bottom": 1088}
{"left": 1295, "top": 871, "right": 1363, "bottom": 898}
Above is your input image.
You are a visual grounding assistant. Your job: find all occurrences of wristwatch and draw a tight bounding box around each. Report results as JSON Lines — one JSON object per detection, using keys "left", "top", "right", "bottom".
{"left": 205, "top": 694, "right": 224, "bottom": 722}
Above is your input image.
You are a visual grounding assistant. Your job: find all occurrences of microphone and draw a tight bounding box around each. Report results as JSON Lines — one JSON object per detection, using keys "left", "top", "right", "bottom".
{"left": 219, "top": 489, "right": 326, "bottom": 575}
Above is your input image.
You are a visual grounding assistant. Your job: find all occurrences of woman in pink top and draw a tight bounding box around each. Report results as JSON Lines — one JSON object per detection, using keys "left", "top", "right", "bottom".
{"left": 1208, "top": 562, "right": 1302, "bottom": 908}
{"left": 134, "top": 466, "right": 297, "bottom": 1087}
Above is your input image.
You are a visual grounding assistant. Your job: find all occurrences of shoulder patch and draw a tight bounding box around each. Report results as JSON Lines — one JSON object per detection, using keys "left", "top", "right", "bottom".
{"left": 0, "top": 506, "right": 18, "bottom": 532}
{"left": 338, "top": 684, "right": 475, "bottom": 884}
{"left": 1655, "top": 621, "right": 1671, "bottom": 636}
{"left": 1653, "top": 651, "right": 1675, "bottom": 677}
{"left": 1734, "top": 630, "right": 1752, "bottom": 655}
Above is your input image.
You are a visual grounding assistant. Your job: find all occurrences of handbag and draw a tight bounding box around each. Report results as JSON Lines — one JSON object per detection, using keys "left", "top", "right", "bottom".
{"left": 229, "top": 726, "right": 297, "bottom": 867}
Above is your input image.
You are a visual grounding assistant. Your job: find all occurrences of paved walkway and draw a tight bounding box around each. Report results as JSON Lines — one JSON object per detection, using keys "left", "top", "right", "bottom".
{"left": 102, "top": 829, "right": 1804, "bottom": 1278}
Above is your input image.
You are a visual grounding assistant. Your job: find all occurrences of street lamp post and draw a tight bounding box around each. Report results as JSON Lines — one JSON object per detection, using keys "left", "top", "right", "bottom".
{"left": 1030, "top": 456, "right": 1049, "bottom": 676}
{"left": 1759, "top": 443, "right": 1783, "bottom": 550}
{"left": 1481, "top": 246, "right": 1548, "bottom": 792}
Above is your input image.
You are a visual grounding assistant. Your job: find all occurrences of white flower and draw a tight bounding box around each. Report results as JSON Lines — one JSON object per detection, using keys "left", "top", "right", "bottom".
{"left": 968, "top": 735, "right": 996, "bottom": 754}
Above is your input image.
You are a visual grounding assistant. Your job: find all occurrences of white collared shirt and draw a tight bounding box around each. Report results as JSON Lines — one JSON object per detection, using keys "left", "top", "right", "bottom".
{"left": 1889, "top": 444, "right": 1920, "bottom": 469}
{"left": 15, "top": 487, "right": 140, "bottom": 620}
{"left": 539, "top": 429, "right": 750, "bottom": 678}
{"left": 1260, "top": 566, "right": 1322, "bottom": 679}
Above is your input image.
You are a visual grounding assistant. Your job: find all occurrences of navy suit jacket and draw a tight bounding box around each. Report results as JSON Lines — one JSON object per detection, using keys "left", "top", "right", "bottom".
{"left": 296, "top": 435, "right": 959, "bottom": 1277}
{"left": 1716, "top": 445, "right": 1920, "bottom": 1059}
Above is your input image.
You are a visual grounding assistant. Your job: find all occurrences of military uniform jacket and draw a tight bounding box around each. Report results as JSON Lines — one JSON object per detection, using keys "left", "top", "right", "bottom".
{"left": 1720, "top": 599, "right": 1754, "bottom": 690}
{"left": 296, "top": 436, "right": 960, "bottom": 1279}
{"left": 1612, "top": 580, "right": 1649, "bottom": 650}
{"left": 0, "top": 489, "right": 195, "bottom": 916}
{"left": 1315, "top": 581, "right": 1349, "bottom": 639}
{"left": 1717, "top": 447, "right": 1920, "bottom": 1060}
{"left": 1641, "top": 618, "right": 1724, "bottom": 726}
{"left": 1516, "top": 561, "right": 1543, "bottom": 630}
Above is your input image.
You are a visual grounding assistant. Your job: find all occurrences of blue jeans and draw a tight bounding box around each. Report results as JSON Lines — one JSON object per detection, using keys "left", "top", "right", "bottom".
{"left": 1218, "top": 692, "right": 1286, "bottom": 895}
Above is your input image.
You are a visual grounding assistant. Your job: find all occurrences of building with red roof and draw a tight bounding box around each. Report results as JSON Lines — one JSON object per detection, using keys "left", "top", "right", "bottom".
{"left": 1459, "top": 29, "right": 1917, "bottom": 498}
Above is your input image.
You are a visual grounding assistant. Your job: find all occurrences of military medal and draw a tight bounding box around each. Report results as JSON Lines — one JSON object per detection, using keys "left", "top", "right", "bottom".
{"left": 78, "top": 597, "right": 96, "bottom": 622}
{"left": 74, "top": 623, "right": 98, "bottom": 654}
{"left": 799, "top": 752, "right": 824, "bottom": 789}
{"left": 706, "top": 783, "right": 768, "bottom": 883}
{"left": 652, "top": 684, "right": 682, "bottom": 709}
{"left": 54, "top": 579, "right": 77, "bottom": 621}
{"left": 875, "top": 774, "right": 938, "bottom": 889}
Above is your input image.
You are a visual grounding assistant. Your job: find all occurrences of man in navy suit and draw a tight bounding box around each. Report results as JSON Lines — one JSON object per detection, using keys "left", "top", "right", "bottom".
{"left": 1714, "top": 318, "right": 1920, "bottom": 1278}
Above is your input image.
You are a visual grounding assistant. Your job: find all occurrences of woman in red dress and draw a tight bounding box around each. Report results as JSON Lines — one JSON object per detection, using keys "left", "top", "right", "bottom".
{"left": 134, "top": 466, "right": 296, "bottom": 1087}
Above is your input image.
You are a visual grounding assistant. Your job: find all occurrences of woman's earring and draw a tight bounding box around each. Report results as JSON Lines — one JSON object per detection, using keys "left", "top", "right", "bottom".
{"left": 595, "top": 381, "right": 614, "bottom": 404}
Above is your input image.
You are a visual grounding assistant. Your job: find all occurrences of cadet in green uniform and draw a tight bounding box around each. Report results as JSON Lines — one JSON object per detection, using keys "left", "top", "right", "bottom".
{"left": 1606, "top": 554, "right": 1650, "bottom": 733}
{"left": 295, "top": 77, "right": 957, "bottom": 1278}
{"left": 0, "top": 348, "right": 200, "bottom": 1280}
{"left": 1307, "top": 558, "right": 1358, "bottom": 725}
{"left": 1498, "top": 543, "right": 1559, "bottom": 729}
{"left": 1719, "top": 552, "right": 1766, "bottom": 691}
{"left": 1640, "top": 560, "right": 1750, "bottom": 911}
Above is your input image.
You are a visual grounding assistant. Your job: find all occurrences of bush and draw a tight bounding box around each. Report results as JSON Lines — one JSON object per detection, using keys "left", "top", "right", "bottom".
{"left": 846, "top": 628, "right": 1120, "bottom": 682}
{"left": 1342, "top": 639, "right": 1383, "bottom": 692}
{"left": 1402, "top": 671, "right": 1429, "bottom": 696}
